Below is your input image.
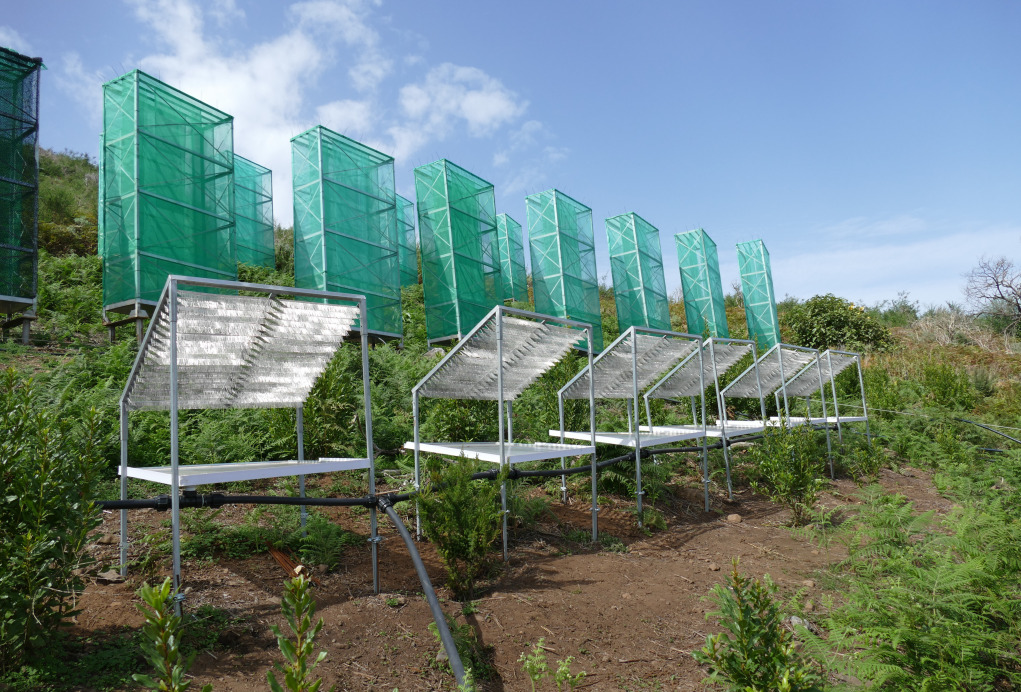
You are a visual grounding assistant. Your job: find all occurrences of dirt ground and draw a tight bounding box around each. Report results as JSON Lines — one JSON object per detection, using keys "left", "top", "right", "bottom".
{"left": 74, "top": 465, "right": 953, "bottom": 691}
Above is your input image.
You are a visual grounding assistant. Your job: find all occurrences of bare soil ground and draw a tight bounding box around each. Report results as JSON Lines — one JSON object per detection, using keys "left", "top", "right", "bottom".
{"left": 74, "top": 465, "right": 952, "bottom": 691}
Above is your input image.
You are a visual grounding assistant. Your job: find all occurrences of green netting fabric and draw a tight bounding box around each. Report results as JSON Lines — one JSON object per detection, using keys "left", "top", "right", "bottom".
{"left": 234, "top": 154, "right": 274, "bottom": 268}
{"left": 291, "top": 126, "right": 401, "bottom": 338}
{"left": 397, "top": 193, "right": 417, "bottom": 287}
{"left": 606, "top": 212, "right": 670, "bottom": 332}
{"left": 525, "top": 189, "right": 602, "bottom": 351}
{"left": 414, "top": 159, "right": 502, "bottom": 342}
{"left": 676, "top": 228, "right": 729, "bottom": 338}
{"left": 736, "top": 239, "right": 781, "bottom": 350}
{"left": 100, "top": 70, "right": 236, "bottom": 312}
{"left": 0, "top": 47, "right": 41, "bottom": 311}
{"left": 496, "top": 213, "right": 527, "bottom": 302}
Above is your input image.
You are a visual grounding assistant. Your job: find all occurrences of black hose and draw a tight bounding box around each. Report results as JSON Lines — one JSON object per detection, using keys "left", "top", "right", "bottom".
{"left": 376, "top": 495, "right": 467, "bottom": 686}
{"left": 955, "top": 417, "right": 1021, "bottom": 446}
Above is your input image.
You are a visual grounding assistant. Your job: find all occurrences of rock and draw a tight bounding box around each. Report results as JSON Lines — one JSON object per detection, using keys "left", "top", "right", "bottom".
{"left": 97, "top": 533, "right": 118, "bottom": 545}
{"left": 96, "top": 569, "right": 124, "bottom": 584}
{"left": 802, "top": 579, "right": 815, "bottom": 588}
{"left": 804, "top": 601, "right": 815, "bottom": 613}
{"left": 810, "top": 549, "right": 820, "bottom": 556}
{"left": 435, "top": 647, "right": 448, "bottom": 663}
{"left": 267, "top": 596, "right": 282, "bottom": 605}
{"left": 726, "top": 514, "right": 742, "bottom": 524}
{"left": 316, "top": 564, "right": 329, "bottom": 575}
{"left": 620, "top": 592, "right": 631, "bottom": 600}
{"left": 708, "top": 563, "right": 720, "bottom": 572}
{"left": 601, "top": 653, "right": 611, "bottom": 663}
{"left": 425, "top": 347, "right": 445, "bottom": 359}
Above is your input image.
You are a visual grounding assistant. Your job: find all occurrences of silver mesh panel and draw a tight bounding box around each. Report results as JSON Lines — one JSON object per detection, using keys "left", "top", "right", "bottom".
{"left": 725, "top": 347, "right": 816, "bottom": 398}
{"left": 562, "top": 332, "right": 698, "bottom": 400}
{"left": 650, "top": 340, "right": 750, "bottom": 398}
{"left": 782, "top": 351, "right": 858, "bottom": 397}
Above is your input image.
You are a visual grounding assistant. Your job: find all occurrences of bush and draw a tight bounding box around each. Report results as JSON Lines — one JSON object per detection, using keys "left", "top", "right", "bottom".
{"left": 921, "top": 361, "right": 975, "bottom": 410}
{"left": 694, "top": 561, "right": 824, "bottom": 691}
{"left": 0, "top": 369, "right": 103, "bottom": 672}
{"left": 418, "top": 458, "right": 503, "bottom": 600}
{"left": 783, "top": 294, "right": 893, "bottom": 351}
{"left": 747, "top": 423, "right": 825, "bottom": 526}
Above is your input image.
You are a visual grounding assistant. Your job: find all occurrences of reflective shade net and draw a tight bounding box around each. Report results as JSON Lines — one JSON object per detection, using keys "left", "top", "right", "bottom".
{"left": 124, "top": 289, "right": 359, "bottom": 411}
{"left": 607, "top": 212, "right": 670, "bottom": 332}
{"left": 418, "top": 314, "right": 584, "bottom": 401}
{"left": 234, "top": 154, "right": 274, "bottom": 268}
{"left": 562, "top": 330, "right": 698, "bottom": 400}
{"left": 725, "top": 346, "right": 816, "bottom": 398}
{"left": 0, "top": 47, "right": 41, "bottom": 311}
{"left": 100, "top": 70, "right": 236, "bottom": 313}
{"left": 526, "top": 189, "right": 603, "bottom": 351}
{"left": 736, "top": 239, "right": 781, "bottom": 350}
{"left": 291, "top": 126, "right": 400, "bottom": 338}
{"left": 649, "top": 340, "right": 751, "bottom": 399}
{"left": 397, "top": 193, "right": 418, "bottom": 287}
{"left": 414, "top": 159, "right": 503, "bottom": 342}
{"left": 676, "top": 229, "right": 728, "bottom": 338}
{"left": 782, "top": 350, "right": 858, "bottom": 397}
{"left": 496, "top": 213, "right": 528, "bottom": 303}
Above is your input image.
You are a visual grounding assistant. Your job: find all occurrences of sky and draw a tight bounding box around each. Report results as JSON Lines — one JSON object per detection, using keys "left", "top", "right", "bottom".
{"left": 4, "top": 0, "right": 1020, "bottom": 308}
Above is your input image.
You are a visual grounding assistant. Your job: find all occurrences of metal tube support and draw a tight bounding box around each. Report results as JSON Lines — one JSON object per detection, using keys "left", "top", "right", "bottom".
{"left": 751, "top": 343, "right": 767, "bottom": 424}
{"left": 627, "top": 399, "right": 634, "bottom": 435}
{"left": 558, "top": 393, "right": 568, "bottom": 503}
{"left": 297, "top": 406, "right": 306, "bottom": 532}
{"left": 645, "top": 395, "right": 654, "bottom": 430}
{"left": 587, "top": 326, "right": 598, "bottom": 543}
{"left": 827, "top": 351, "right": 844, "bottom": 444}
{"left": 497, "top": 310, "right": 508, "bottom": 562}
{"left": 413, "top": 392, "right": 421, "bottom": 539}
{"left": 119, "top": 402, "right": 128, "bottom": 577}
{"left": 710, "top": 340, "right": 734, "bottom": 500}
{"left": 169, "top": 281, "right": 182, "bottom": 616}
{"left": 697, "top": 340, "right": 709, "bottom": 512}
{"left": 631, "top": 330, "right": 643, "bottom": 528}
{"left": 360, "top": 298, "right": 379, "bottom": 594}
{"left": 777, "top": 347, "right": 790, "bottom": 421}
{"left": 857, "top": 356, "right": 872, "bottom": 445}
{"left": 813, "top": 354, "right": 833, "bottom": 479}
{"left": 690, "top": 396, "right": 698, "bottom": 427}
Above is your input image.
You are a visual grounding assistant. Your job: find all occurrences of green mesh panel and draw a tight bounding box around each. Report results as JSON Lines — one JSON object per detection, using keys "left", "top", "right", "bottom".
{"left": 234, "top": 154, "right": 274, "bottom": 268}
{"left": 736, "top": 239, "right": 781, "bottom": 349}
{"left": 606, "top": 212, "right": 670, "bottom": 332}
{"left": 676, "top": 228, "right": 729, "bottom": 338}
{"left": 496, "top": 213, "right": 527, "bottom": 302}
{"left": 525, "top": 189, "right": 602, "bottom": 351}
{"left": 414, "top": 159, "right": 502, "bottom": 342}
{"left": 0, "top": 47, "right": 41, "bottom": 312}
{"left": 397, "top": 193, "right": 418, "bottom": 286}
{"left": 291, "top": 126, "right": 401, "bottom": 338}
{"left": 100, "top": 70, "right": 236, "bottom": 313}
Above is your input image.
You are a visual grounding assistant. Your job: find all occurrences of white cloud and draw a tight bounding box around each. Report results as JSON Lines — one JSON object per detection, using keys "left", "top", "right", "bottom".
{"left": 209, "top": 0, "right": 245, "bottom": 27}
{"left": 316, "top": 99, "right": 373, "bottom": 137}
{"left": 55, "top": 53, "right": 106, "bottom": 126}
{"left": 0, "top": 26, "right": 33, "bottom": 55}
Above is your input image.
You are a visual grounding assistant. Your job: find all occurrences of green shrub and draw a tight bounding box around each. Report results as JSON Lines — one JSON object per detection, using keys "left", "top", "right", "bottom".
{"left": 747, "top": 423, "right": 825, "bottom": 526}
{"left": 428, "top": 613, "right": 494, "bottom": 683}
{"left": 783, "top": 293, "right": 893, "bottom": 351}
{"left": 922, "top": 361, "right": 974, "bottom": 410}
{"left": 694, "top": 561, "right": 824, "bottom": 691}
{"left": 268, "top": 574, "right": 329, "bottom": 692}
{"left": 0, "top": 369, "right": 103, "bottom": 673}
{"left": 418, "top": 458, "right": 503, "bottom": 600}
{"left": 133, "top": 578, "right": 211, "bottom": 692}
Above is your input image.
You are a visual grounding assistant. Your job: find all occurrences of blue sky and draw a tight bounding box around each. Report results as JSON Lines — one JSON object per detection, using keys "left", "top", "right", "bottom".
{"left": 4, "top": 0, "right": 1020, "bottom": 307}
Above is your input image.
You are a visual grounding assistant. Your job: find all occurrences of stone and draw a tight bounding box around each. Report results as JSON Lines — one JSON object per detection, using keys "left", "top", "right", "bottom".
{"left": 316, "top": 564, "right": 329, "bottom": 575}
{"left": 601, "top": 653, "right": 611, "bottom": 663}
{"left": 726, "top": 514, "right": 742, "bottom": 524}
{"left": 802, "top": 579, "right": 816, "bottom": 588}
{"left": 97, "top": 533, "right": 118, "bottom": 545}
{"left": 708, "top": 563, "right": 720, "bottom": 572}
{"left": 435, "top": 647, "right": 448, "bottom": 663}
{"left": 96, "top": 569, "right": 124, "bottom": 584}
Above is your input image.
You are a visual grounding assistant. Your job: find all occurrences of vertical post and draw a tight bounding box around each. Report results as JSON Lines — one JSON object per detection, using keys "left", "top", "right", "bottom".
{"left": 696, "top": 339, "right": 709, "bottom": 512}
{"left": 710, "top": 340, "right": 733, "bottom": 500}
{"left": 827, "top": 352, "right": 844, "bottom": 444}
{"left": 626, "top": 399, "right": 634, "bottom": 434}
{"left": 169, "top": 281, "right": 182, "bottom": 616}
{"left": 558, "top": 391, "right": 568, "bottom": 504}
{"left": 497, "top": 310, "right": 508, "bottom": 562}
{"left": 587, "top": 325, "right": 598, "bottom": 543}
{"left": 857, "top": 355, "right": 872, "bottom": 445}
{"left": 689, "top": 396, "right": 697, "bottom": 427}
{"left": 359, "top": 297, "right": 379, "bottom": 594}
{"left": 751, "top": 343, "right": 767, "bottom": 424}
{"left": 21, "top": 317, "right": 30, "bottom": 345}
{"left": 119, "top": 402, "right": 129, "bottom": 577}
{"left": 813, "top": 354, "right": 833, "bottom": 479}
{"left": 413, "top": 391, "right": 422, "bottom": 539}
{"left": 631, "top": 330, "right": 643, "bottom": 528}
{"left": 776, "top": 347, "right": 790, "bottom": 421}
{"left": 297, "top": 405, "right": 307, "bottom": 532}
{"left": 645, "top": 395, "right": 654, "bottom": 430}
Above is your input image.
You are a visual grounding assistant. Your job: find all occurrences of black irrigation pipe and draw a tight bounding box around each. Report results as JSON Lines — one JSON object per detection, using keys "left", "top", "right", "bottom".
{"left": 98, "top": 492, "right": 376, "bottom": 511}
{"left": 955, "top": 417, "right": 1021, "bottom": 446}
{"left": 376, "top": 495, "right": 467, "bottom": 686}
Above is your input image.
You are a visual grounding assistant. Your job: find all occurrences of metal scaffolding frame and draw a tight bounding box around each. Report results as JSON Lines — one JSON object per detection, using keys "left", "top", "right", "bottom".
{"left": 397, "top": 193, "right": 418, "bottom": 287}
{"left": 233, "top": 154, "right": 274, "bottom": 268}
{"left": 643, "top": 336, "right": 762, "bottom": 499}
{"left": 778, "top": 349, "right": 871, "bottom": 445}
{"left": 117, "top": 276, "right": 378, "bottom": 611}
{"left": 406, "top": 305, "right": 597, "bottom": 559}
{"left": 736, "top": 239, "right": 781, "bottom": 350}
{"left": 675, "top": 228, "right": 729, "bottom": 338}
{"left": 606, "top": 213, "right": 671, "bottom": 332}
{"left": 555, "top": 327, "right": 708, "bottom": 517}
{"left": 496, "top": 213, "right": 528, "bottom": 303}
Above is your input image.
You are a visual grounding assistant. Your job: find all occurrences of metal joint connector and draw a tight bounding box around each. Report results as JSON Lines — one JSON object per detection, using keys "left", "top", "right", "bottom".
{"left": 367, "top": 536, "right": 384, "bottom": 544}
{"left": 172, "top": 592, "right": 186, "bottom": 604}
{"left": 590, "top": 506, "right": 600, "bottom": 513}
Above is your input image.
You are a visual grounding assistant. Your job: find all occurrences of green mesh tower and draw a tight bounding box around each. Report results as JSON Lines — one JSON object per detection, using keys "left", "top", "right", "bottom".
{"left": 397, "top": 193, "right": 417, "bottom": 286}
{"left": 526, "top": 189, "right": 603, "bottom": 351}
{"left": 496, "top": 213, "right": 527, "bottom": 303}
{"left": 234, "top": 154, "right": 274, "bottom": 268}
{"left": 676, "top": 228, "right": 729, "bottom": 338}
{"left": 100, "top": 70, "right": 235, "bottom": 315}
{"left": 0, "top": 47, "right": 42, "bottom": 318}
{"left": 291, "top": 126, "right": 401, "bottom": 339}
{"left": 736, "top": 239, "right": 781, "bottom": 349}
{"left": 606, "top": 212, "right": 670, "bottom": 332}
{"left": 414, "top": 159, "right": 502, "bottom": 343}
